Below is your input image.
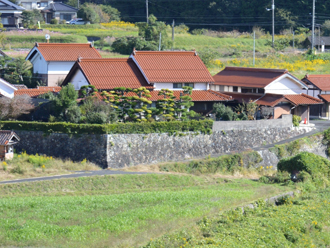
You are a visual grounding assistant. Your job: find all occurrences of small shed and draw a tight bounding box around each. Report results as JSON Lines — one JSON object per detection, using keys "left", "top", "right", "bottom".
{"left": 0, "top": 130, "right": 20, "bottom": 161}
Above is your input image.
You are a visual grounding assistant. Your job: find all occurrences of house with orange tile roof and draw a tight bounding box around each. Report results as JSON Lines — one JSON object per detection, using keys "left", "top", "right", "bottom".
{"left": 25, "top": 43, "right": 101, "bottom": 87}
{"left": 130, "top": 50, "right": 215, "bottom": 91}
{"left": 255, "top": 93, "right": 322, "bottom": 122}
{"left": 62, "top": 53, "right": 232, "bottom": 114}
{"left": 0, "top": 78, "right": 17, "bottom": 98}
{"left": 212, "top": 67, "right": 322, "bottom": 122}
{"left": 302, "top": 74, "right": 330, "bottom": 119}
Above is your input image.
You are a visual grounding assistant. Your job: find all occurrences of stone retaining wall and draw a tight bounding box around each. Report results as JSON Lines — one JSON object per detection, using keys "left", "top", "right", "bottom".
{"left": 14, "top": 125, "right": 315, "bottom": 168}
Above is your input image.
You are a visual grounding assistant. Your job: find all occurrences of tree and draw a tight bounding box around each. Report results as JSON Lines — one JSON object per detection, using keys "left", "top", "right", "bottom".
{"left": 21, "top": 10, "right": 43, "bottom": 28}
{"left": 80, "top": 96, "right": 117, "bottom": 124}
{"left": 101, "top": 87, "right": 152, "bottom": 122}
{"left": 101, "top": 5, "right": 120, "bottom": 21}
{"left": 174, "top": 86, "right": 194, "bottom": 120}
{"left": 78, "top": 3, "right": 121, "bottom": 23}
{"left": 323, "top": 20, "right": 330, "bottom": 36}
{"left": 111, "top": 36, "right": 157, "bottom": 55}
{"left": 0, "top": 95, "right": 34, "bottom": 120}
{"left": 3, "top": 57, "right": 38, "bottom": 88}
{"left": 136, "top": 14, "right": 171, "bottom": 50}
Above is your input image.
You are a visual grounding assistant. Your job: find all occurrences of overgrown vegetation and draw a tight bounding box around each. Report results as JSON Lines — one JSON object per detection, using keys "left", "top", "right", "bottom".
{"left": 213, "top": 101, "right": 257, "bottom": 121}
{"left": 144, "top": 188, "right": 330, "bottom": 247}
{"left": 0, "top": 152, "right": 99, "bottom": 181}
{"left": 159, "top": 151, "right": 268, "bottom": 176}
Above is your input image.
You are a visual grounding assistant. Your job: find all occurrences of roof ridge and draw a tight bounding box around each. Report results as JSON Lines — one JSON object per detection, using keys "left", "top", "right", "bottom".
{"left": 79, "top": 58, "right": 131, "bottom": 62}
{"left": 224, "top": 67, "right": 287, "bottom": 73}
{"left": 134, "top": 51, "right": 196, "bottom": 56}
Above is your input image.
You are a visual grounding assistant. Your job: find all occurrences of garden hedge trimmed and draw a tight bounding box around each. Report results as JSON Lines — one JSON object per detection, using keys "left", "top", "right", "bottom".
{"left": 0, "top": 120, "right": 213, "bottom": 135}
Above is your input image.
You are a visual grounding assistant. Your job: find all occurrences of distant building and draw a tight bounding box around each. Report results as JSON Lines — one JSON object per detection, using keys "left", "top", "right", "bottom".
{"left": 0, "top": 0, "right": 25, "bottom": 28}
{"left": 0, "top": 131, "right": 20, "bottom": 161}
{"left": 41, "top": 2, "right": 78, "bottom": 24}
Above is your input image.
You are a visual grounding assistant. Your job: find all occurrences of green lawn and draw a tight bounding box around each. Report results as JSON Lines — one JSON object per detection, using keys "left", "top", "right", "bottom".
{"left": 0, "top": 174, "right": 291, "bottom": 247}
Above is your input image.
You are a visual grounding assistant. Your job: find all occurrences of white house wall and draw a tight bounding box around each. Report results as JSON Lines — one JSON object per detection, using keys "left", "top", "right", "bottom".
{"left": 30, "top": 53, "right": 48, "bottom": 74}
{"left": 0, "top": 82, "right": 15, "bottom": 98}
{"left": 69, "top": 69, "right": 89, "bottom": 90}
{"left": 48, "top": 62, "right": 75, "bottom": 75}
{"left": 265, "top": 77, "right": 303, "bottom": 94}
{"left": 153, "top": 82, "right": 208, "bottom": 90}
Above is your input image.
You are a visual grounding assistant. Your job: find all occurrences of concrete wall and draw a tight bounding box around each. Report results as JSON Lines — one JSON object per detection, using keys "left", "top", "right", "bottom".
{"left": 212, "top": 114, "right": 293, "bottom": 131}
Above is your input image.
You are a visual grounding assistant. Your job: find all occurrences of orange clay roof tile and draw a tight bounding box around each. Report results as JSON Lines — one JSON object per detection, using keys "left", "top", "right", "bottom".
{"left": 318, "top": 94, "right": 330, "bottom": 102}
{"left": 256, "top": 93, "right": 322, "bottom": 107}
{"left": 76, "top": 58, "right": 153, "bottom": 90}
{"left": 29, "top": 43, "right": 101, "bottom": 61}
{"left": 132, "top": 51, "right": 215, "bottom": 83}
{"left": 14, "top": 87, "right": 61, "bottom": 98}
{"left": 302, "top": 74, "right": 330, "bottom": 91}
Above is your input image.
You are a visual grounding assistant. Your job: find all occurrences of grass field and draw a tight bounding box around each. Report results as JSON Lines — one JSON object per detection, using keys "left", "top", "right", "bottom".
{"left": 145, "top": 187, "right": 330, "bottom": 247}
{"left": 0, "top": 174, "right": 291, "bottom": 247}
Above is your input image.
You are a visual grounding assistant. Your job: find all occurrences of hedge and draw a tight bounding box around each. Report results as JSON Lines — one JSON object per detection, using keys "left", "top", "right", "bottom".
{"left": 0, "top": 120, "right": 213, "bottom": 135}
{"left": 6, "top": 34, "right": 87, "bottom": 43}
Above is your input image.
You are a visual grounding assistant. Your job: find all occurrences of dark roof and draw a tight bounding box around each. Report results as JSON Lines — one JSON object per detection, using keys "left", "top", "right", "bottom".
{"left": 0, "top": 0, "right": 24, "bottom": 10}
{"left": 0, "top": 130, "right": 20, "bottom": 146}
{"left": 50, "top": 2, "right": 78, "bottom": 12}
{"left": 307, "top": 36, "right": 330, "bottom": 46}
{"left": 213, "top": 67, "right": 288, "bottom": 87}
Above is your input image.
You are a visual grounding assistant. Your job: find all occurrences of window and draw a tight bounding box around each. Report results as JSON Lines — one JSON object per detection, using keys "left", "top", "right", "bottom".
{"left": 184, "top": 83, "right": 194, "bottom": 88}
{"left": 258, "top": 88, "right": 265, "bottom": 94}
{"left": 1, "top": 17, "right": 8, "bottom": 25}
{"left": 233, "top": 86, "right": 238, "bottom": 92}
{"left": 21, "top": 2, "right": 32, "bottom": 9}
{"left": 37, "top": 2, "right": 48, "bottom": 7}
{"left": 220, "top": 85, "right": 225, "bottom": 91}
{"left": 173, "top": 83, "right": 182, "bottom": 88}
{"left": 60, "top": 14, "right": 72, "bottom": 21}
{"left": 241, "top": 87, "right": 259, "bottom": 93}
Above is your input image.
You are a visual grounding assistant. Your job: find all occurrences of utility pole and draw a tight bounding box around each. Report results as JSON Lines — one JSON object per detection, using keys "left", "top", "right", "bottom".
{"left": 312, "top": 0, "right": 315, "bottom": 52}
{"left": 319, "top": 26, "right": 321, "bottom": 51}
{"left": 272, "top": 0, "right": 275, "bottom": 48}
{"left": 146, "top": 0, "right": 149, "bottom": 24}
{"left": 253, "top": 31, "right": 256, "bottom": 66}
{"left": 293, "top": 31, "right": 295, "bottom": 50}
{"left": 172, "top": 19, "right": 175, "bottom": 51}
{"left": 159, "top": 32, "right": 162, "bottom": 51}
{"left": 77, "top": 0, "right": 79, "bottom": 9}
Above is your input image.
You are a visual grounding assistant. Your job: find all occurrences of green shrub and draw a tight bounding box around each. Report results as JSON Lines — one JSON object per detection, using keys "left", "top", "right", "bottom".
{"left": 292, "top": 115, "right": 301, "bottom": 127}
{"left": 0, "top": 119, "right": 213, "bottom": 135}
{"left": 50, "top": 19, "right": 58, "bottom": 24}
{"left": 159, "top": 151, "right": 262, "bottom": 174}
{"left": 278, "top": 152, "right": 330, "bottom": 180}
